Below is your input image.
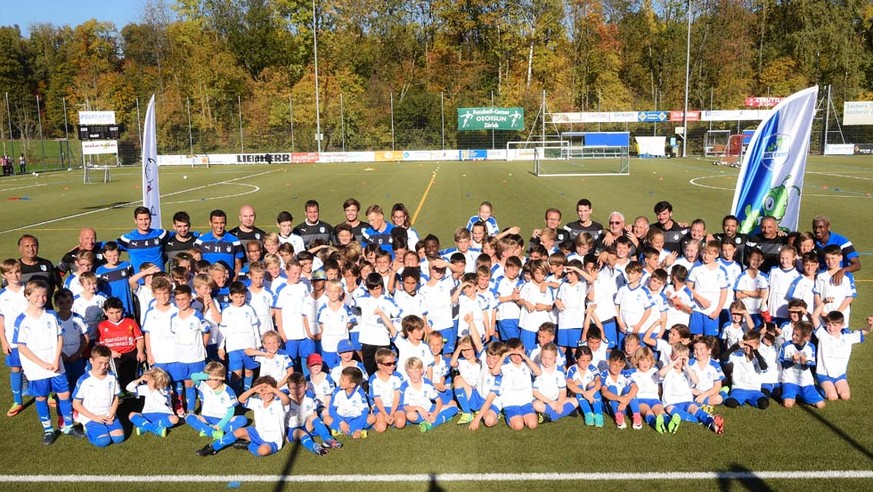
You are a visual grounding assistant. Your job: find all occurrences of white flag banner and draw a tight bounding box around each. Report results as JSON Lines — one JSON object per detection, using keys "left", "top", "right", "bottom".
{"left": 142, "top": 94, "right": 161, "bottom": 228}
{"left": 731, "top": 86, "right": 818, "bottom": 234}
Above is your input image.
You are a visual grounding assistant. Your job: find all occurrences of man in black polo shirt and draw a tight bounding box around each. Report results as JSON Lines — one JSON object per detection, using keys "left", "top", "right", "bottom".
{"left": 165, "top": 211, "right": 200, "bottom": 267}
{"left": 18, "top": 234, "right": 59, "bottom": 309}
{"left": 229, "top": 204, "right": 266, "bottom": 245}
{"left": 57, "top": 227, "right": 103, "bottom": 278}
{"left": 564, "top": 198, "right": 603, "bottom": 242}
{"left": 744, "top": 216, "right": 787, "bottom": 271}
{"left": 712, "top": 214, "right": 748, "bottom": 265}
{"left": 293, "top": 200, "right": 334, "bottom": 248}
{"left": 650, "top": 201, "right": 688, "bottom": 253}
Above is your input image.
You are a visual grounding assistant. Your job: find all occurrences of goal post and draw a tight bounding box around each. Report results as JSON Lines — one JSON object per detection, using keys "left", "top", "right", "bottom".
{"left": 534, "top": 145, "right": 630, "bottom": 177}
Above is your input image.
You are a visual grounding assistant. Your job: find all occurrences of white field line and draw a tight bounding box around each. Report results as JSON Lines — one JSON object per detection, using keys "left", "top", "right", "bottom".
{"left": 688, "top": 175, "right": 873, "bottom": 198}
{"left": 0, "top": 183, "right": 47, "bottom": 192}
{"left": 1, "top": 470, "right": 872, "bottom": 483}
{"left": 0, "top": 169, "right": 278, "bottom": 235}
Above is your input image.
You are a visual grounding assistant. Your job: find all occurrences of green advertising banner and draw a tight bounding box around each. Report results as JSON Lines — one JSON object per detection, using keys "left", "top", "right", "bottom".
{"left": 457, "top": 107, "right": 525, "bottom": 131}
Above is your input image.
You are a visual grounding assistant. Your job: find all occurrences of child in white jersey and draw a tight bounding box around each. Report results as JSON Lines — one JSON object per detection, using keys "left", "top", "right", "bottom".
{"left": 128, "top": 367, "right": 179, "bottom": 437}
{"left": 532, "top": 343, "right": 576, "bottom": 422}
{"left": 629, "top": 346, "right": 668, "bottom": 432}
{"left": 566, "top": 345, "right": 603, "bottom": 427}
{"left": 368, "top": 348, "right": 405, "bottom": 432}
{"left": 284, "top": 373, "right": 341, "bottom": 456}
{"left": 400, "top": 356, "right": 459, "bottom": 432}
{"left": 72, "top": 345, "right": 123, "bottom": 447}
{"left": 814, "top": 311, "right": 871, "bottom": 401}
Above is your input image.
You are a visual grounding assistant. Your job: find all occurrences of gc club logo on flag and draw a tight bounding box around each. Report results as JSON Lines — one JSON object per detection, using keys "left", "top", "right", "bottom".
{"left": 761, "top": 133, "right": 791, "bottom": 171}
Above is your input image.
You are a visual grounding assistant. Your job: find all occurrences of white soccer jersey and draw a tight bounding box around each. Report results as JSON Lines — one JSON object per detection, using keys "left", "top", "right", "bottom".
{"left": 142, "top": 305, "right": 179, "bottom": 364}
{"left": 687, "top": 264, "right": 729, "bottom": 316}
{"left": 629, "top": 367, "right": 661, "bottom": 400}
{"left": 720, "top": 324, "right": 744, "bottom": 350}
{"left": 814, "top": 271, "right": 856, "bottom": 325}
{"left": 456, "top": 357, "right": 482, "bottom": 387}
{"left": 219, "top": 304, "right": 260, "bottom": 353}
{"left": 458, "top": 294, "right": 489, "bottom": 340}
{"left": 476, "top": 365, "right": 503, "bottom": 410}
{"left": 171, "top": 310, "right": 209, "bottom": 363}
{"left": 688, "top": 359, "right": 724, "bottom": 392}
{"left": 780, "top": 341, "right": 817, "bottom": 386}
{"left": 330, "top": 386, "right": 368, "bottom": 418}
{"left": 492, "top": 275, "right": 524, "bottom": 321}
{"left": 767, "top": 267, "right": 800, "bottom": 318}
{"left": 529, "top": 346, "right": 566, "bottom": 368}
{"left": 247, "top": 397, "right": 287, "bottom": 448}
{"left": 317, "top": 303, "right": 353, "bottom": 353}
{"left": 0, "top": 286, "right": 27, "bottom": 347}
{"left": 614, "top": 284, "right": 654, "bottom": 329}
{"left": 394, "top": 335, "right": 434, "bottom": 381}
{"left": 400, "top": 379, "right": 439, "bottom": 409}
{"left": 734, "top": 270, "right": 769, "bottom": 314}
{"left": 307, "top": 373, "right": 334, "bottom": 407}
{"left": 660, "top": 369, "right": 693, "bottom": 405}
{"left": 431, "top": 354, "right": 450, "bottom": 383}
{"left": 533, "top": 366, "right": 567, "bottom": 401}
{"left": 194, "top": 297, "right": 222, "bottom": 347}
{"left": 814, "top": 327, "right": 863, "bottom": 378}
{"left": 303, "top": 295, "right": 327, "bottom": 337}
{"left": 247, "top": 288, "right": 275, "bottom": 337}
{"left": 758, "top": 343, "right": 781, "bottom": 385}
{"left": 14, "top": 310, "right": 65, "bottom": 381}
{"left": 786, "top": 275, "right": 815, "bottom": 313}
{"left": 728, "top": 350, "right": 764, "bottom": 391}
{"left": 556, "top": 281, "right": 587, "bottom": 330}
{"left": 72, "top": 293, "right": 107, "bottom": 337}
{"left": 652, "top": 339, "right": 673, "bottom": 368}
{"left": 59, "top": 313, "right": 88, "bottom": 357}
{"left": 518, "top": 282, "right": 555, "bottom": 333}
{"left": 286, "top": 394, "right": 318, "bottom": 429}
{"left": 643, "top": 287, "right": 669, "bottom": 333}
{"left": 197, "top": 381, "right": 238, "bottom": 419}
{"left": 499, "top": 363, "right": 534, "bottom": 407}
{"left": 601, "top": 370, "right": 634, "bottom": 395}
{"left": 368, "top": 371, "right": 404, "bottom": 409}
{"left": 127, "top": 381, "right": 173, "bottom": 415}
{"left": 254, "top": 350, "right": 293, "bottom": 382}
{"left": 718, "top": 259, "right": 742, "bottom": 306}
{"left": 273, "top": 282, "right": 311, "bottom": 340}
{"left": 663, "top": 284, "right": 693, "bottom": 329}
{"left": 566, "top": 363, "right": 599, "bottom": 389}
{"left": 330, "top": 362, "right": 367, "bottom": 385}
{"left": 591, "top": 266, "right": 618, "bottom": 322}
{"left": 352, "top": 293, "right": 399, "bottom": 346}
{"left": 393, "top": 290, "right": 428, "bottom": 320}
{"left": 73, "top": 372, "right": 120, "bottom": 425}
{"left": 419, "top": 277, "right": 455, "bottom": 331}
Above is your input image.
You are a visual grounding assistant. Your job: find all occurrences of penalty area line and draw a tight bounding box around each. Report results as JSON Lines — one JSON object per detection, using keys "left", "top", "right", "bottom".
{"left": 2, "top": 470, "right": 872, "bottom": 483}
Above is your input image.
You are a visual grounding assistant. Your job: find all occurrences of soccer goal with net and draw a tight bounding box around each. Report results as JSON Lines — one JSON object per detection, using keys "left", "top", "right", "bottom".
{"left": 532, "top": 144, "right": 630, "bottom": 177}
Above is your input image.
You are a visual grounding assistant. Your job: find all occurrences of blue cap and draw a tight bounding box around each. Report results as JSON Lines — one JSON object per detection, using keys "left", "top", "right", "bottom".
{"left": 337, "top": 339, "right": 355, "bottom": 353}
{"left": 311, "top": 269, "right": 327, "bottom": 281}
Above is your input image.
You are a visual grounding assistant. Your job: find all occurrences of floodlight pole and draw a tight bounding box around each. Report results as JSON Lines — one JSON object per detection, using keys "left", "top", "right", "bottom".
{"left": 5, "top": 92, "right": 14, "bottom": 159}
{"left": 313, "top": 0, "right": 322, "bottom": 153}
{"left": 36, "top": 95, "right": 45, "bottom": 162}
{"left": 682, "top": 0, "right": 692, "bottom": 157}
{"left": 340, "top": 92, "right": 345, "bottom": 152}
{"left": 289, "top": 95, "right": 295, "bottom": 152}
{"left": 440, "top": 91, "right": 445, "bottom": 150}
{"left": 186, "top": 96, "right": 194, "bottom": 155}
{"left": 238, "top": 95, "right": 244, "bottom": 153}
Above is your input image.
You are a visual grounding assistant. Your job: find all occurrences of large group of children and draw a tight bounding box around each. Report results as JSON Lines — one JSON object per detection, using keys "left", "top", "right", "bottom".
{"left": 0, "top": 197, "right": 869, "bottom": 458}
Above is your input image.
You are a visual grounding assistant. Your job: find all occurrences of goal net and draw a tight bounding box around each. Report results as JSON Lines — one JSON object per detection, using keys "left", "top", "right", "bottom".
{"left": 505, "top": 140, "right": 569, "bottom": 161}
{"left": 533, "top": 145, "right": 630, "bottom": 176}
{"left": 704, "top": 130, "right": 730, "bottom": 157}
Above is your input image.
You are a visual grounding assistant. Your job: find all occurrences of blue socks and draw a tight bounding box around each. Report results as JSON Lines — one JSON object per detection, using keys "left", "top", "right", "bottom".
{"left": 35, "top": 399, "right": 52, "bottom": 432}
{"left": 243, "top": 375, "right": 253, "bottom": 392}
{"left": 185, "top": 386, "right": 197, "bottom": 414}
{"left": 312, "top": 418, "right": 332, "bottom": 442}
{"left": 299, "top": 434, "right": 320, "bottom": 454}
{"left": 433, "top": 406, "right": 459, "bottom": 427}
{"left": 57, "top": 397, "right": 73, "bottom": 426}
{"left": 454, "top": 388, "right": 471, "bottom": 413}
{"left": 10, "top": 371, "right": 22, "bottom": 405}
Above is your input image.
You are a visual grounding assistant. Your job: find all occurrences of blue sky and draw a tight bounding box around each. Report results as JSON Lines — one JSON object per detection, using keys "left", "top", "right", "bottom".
{"left": 2, "top": 1, "right": 145, "bottom": 36}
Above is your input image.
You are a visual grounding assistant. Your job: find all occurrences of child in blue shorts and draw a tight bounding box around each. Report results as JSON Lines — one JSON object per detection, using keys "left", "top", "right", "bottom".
{"left": 722, "top": 330, "right": 770, "bottom": 409}
{"left": 467, "top": 341, "right": 507, "bottom": 431}
{"left": 566, "top": 345, "right": 604, "bottom": 427}
{"left": 284, "top": 373, "right": 341, "bottom": 455}
{"left": 219, "top": 281, "right": 261, "bottom": 394}
{"left": 72, "top": 345, "right": 124, "bottom": 447}
{"left": 15, "top": 279, "right": 85, "bottom": 444}
{"left": 600, "top": 349, "right": 640, "bottom": 430}
{"left": 780, "top": 321, "right": 825, "bottom": 409}
{"left": 400, "top": 357, "right": 458, "bottom": 432}
{"left": 185, "top": 362, "right": 247, "bottom": 442}
{"left": 197, "top": 375, "right": 290, "bottom": 457}
{"left": 499, "top": 338, "right": 541, "bottom": 431}
{"left": 127, "top": 367, "right": 179, "bottom": 437}
{"left": 324, "top": 366, "right": 370, "bottom": 439}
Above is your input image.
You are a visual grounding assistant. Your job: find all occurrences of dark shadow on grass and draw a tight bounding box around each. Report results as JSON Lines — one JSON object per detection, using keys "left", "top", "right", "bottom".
{"left": 272, "top": 435, "right": 303, "bottom": 492}
{"left": 81, "top": 201, "right": 129, "bottom": 210}
{"left": 427, "top": 473, "right": 445, "bottom": 492}
{"left": 800, "top": 404, "right": 873, "bottom": 461}
{"left": 717, "top": 464, "right": 774, "bottom": 492}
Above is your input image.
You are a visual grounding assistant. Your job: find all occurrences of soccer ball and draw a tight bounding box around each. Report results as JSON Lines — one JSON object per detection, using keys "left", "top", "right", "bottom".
{"left": 183, "top": 175, "right": 188, "bottom": 180}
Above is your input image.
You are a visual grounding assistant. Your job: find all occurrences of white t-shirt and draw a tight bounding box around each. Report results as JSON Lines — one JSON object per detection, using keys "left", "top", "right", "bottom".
{"left": 499, "top": 362, "right": 534, "bottom": 407}
{"left": 814, "top": 271, "right": 856, "bottom": 326}
{"left": 368, "top": 371, "right": 404, "bottom": 409}
{"left": 73, "top": 371, "right": 120, "bottom": 425}
{"left": 127, "top": 381, "right": 173, "bottom": 415}
{"left": 660, "top": 368, "right": 693, "bottom": 405}
{"left": 533, "top": 366, "right": 566, "bottom": 401}
{"left": 317, "top": 303, "right": 353, "bottom": 353}
{"left": 247, "top": 397, "right": 287, "bottom": 448}
{"left": 247, "top": 288, "right": 275, "bottom": 337}
{"left": 219, "top": 304, "right": 261, "bottom": 352}
{"left": 518, "top": 282, "right": 555, "bottom": 333}
{"left": 629, "top": 367, "right": 661, "bottom": 400}
{"left": 14, "top": 310, "right": 65, "bottom": 381}
{"left": 272, "top": 282, "right": 311, "bottom": 340}
{"left": 286, "top": 394, "right": 318, "bottom": 429}
{"left": 687, "top": 264, "right": 729, "bottom": 316}
{"left": 688, "top": 358, "right": 724, "bottom": 392}
{"left": 614, "top": 284, "right": 654, "bottom": 329}
{"left": 419, "top": 278, "right": 455, "bottom": 331}
{"left": 768, "top": 267, "right": 800, "bottom": 318}
{"left": 556, "top": 281, "right": 587, "bottom": 330}
{"left": 780, "top": 340, "right": 816, "bottom": 386}
{"left": 171, "top": 310, "right": 209, "bottom": 363}
{"left": 814, "top": 327, "right": 863, "bottom": 378}
{"left": 254, "top": 350, "right": 293, "bottom": 382}
{"left": 492, "top": 275, "right": 523, "bottom": 321}
{"left": 59, "top": 313, "right": 88, "bottom": 358}
{"left": 352, "top": 293, "right": 399, "bottom": 346}
{"left": 0, "top": 286, "right": 27, "bottom": 347}
{"left": 393, "top": 335, "right": 434, "bottom": 381}
{"left": 142, "top": 305, "right": 180, "bottom": 364}
{"left": 399, "top": 378, "right": 439, "bottom": 410}
{"left": 197, "top": 381, "right": 238, "bottom": 419}
{"left": 734, "top": 270, "right": 768, "bottom": 314}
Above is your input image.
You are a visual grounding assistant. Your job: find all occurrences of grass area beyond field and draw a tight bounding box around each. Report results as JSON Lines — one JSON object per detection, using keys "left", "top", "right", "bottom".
{"left": 0, "top": 156, "right": 871, "bottom": 490}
